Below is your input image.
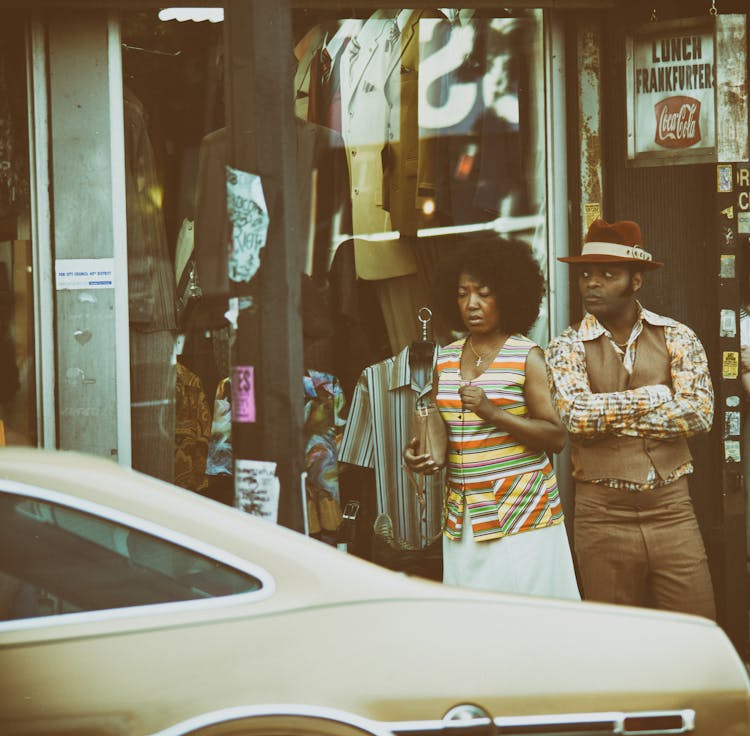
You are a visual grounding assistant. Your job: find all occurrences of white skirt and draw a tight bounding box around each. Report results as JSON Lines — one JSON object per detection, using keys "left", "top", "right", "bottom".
{"left": 443, "top": 507, "right": 580, "bottom": 600}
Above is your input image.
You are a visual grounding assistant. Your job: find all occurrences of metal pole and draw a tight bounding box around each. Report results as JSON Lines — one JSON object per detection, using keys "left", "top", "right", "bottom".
{"left": 224, "top": 0, "right": 304, "bottom": 532}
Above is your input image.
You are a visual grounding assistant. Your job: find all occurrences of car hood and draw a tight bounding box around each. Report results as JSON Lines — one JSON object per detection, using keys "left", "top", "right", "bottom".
{"left": 2, "top": 591, "right": 749, "bottom": 735}
{"left": 0, "top": 449, "right": 748, "bottom": 735}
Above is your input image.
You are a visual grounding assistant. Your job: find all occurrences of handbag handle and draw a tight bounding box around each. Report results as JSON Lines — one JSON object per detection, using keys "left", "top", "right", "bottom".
{"left": 402, "top": 462, "right": 444, "bottom": 547}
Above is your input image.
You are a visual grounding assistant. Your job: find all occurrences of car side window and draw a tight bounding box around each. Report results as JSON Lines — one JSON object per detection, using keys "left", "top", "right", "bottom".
{"left": 0, "top": 492, "right": 262, "bottom": 621}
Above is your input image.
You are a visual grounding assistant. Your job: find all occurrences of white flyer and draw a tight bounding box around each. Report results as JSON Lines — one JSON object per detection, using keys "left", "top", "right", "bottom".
{"left": 234, "top": 459, "right": 280, "bottom": 523}
{"left": 226, "top": 166, "right": 269, "bottom": 284}
{"left": 56, "top": 258, "right": 115, "bottom": 290}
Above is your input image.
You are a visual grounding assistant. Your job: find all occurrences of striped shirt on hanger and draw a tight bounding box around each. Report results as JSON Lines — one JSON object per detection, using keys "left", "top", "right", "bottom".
{"left": 339, "top": 345, "right": 444, "bottom": 547}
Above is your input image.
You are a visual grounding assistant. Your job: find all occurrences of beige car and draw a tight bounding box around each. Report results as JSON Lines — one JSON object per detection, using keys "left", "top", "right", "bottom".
{"left": 0, "top": 448, "right": 748, "bottom": 736}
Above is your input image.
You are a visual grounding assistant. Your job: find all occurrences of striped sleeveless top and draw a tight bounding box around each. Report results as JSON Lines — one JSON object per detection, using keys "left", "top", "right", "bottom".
{"left": 436, "top": 335, "right": 564, "bottom": 541}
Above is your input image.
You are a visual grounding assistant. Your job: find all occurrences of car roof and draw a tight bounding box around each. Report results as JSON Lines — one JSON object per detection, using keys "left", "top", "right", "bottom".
{"left": 0, "top": 447, "right": 729, "bottom": 620}
{"left": 0, "top": 447, "right": 448, "bottom": 605}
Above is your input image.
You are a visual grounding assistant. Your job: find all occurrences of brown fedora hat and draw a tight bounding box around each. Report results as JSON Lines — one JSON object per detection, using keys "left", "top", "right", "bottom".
{"left": 558, "top": 219, "right": 663, "bottom": 270}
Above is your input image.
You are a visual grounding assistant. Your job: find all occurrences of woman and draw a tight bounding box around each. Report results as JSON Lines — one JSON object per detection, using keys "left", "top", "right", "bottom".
{"left": 404, "top": 236, "right": 579, "bottom": 599}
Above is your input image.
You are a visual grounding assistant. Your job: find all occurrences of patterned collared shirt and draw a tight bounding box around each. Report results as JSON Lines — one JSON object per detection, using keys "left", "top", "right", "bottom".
{"left": 545, "top": 304, "right": 714, "bottom": 491}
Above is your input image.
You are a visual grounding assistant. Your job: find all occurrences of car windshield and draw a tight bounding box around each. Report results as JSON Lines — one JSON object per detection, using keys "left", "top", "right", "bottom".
{"left": 0, "top": 493, "right": 262, "bottom": 620}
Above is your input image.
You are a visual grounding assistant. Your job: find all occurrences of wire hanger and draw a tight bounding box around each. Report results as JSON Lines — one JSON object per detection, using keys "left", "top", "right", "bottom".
{"left": 121, "top": 42, "right": 182, "bottom": 57}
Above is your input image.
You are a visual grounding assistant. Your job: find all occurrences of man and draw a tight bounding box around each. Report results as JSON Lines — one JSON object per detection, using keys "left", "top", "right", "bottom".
{"left": 546, "top": 218, "right": 716, "bottom": 619}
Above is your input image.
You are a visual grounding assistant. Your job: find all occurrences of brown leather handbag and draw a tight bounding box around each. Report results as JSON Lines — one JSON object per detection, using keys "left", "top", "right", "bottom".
{"left": 413, "top": 403, "right": 448, "bottom": 467}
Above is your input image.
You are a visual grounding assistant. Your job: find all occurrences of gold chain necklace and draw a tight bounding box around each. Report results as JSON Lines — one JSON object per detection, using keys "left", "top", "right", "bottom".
{"left": 467, "top": 337, "right": 495, "bottom": 367}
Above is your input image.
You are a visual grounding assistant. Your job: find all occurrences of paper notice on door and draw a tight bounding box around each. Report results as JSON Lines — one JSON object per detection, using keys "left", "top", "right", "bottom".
{"left": 56, "top": 258, "right": 114, "bottom": 290}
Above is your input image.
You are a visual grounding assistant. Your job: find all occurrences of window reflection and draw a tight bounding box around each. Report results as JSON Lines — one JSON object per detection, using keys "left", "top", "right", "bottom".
{"left": 0, "top": 493, "right": 262, "bottom": 620}
{"left": 293, "top": 9, "right": 547, "bottom": 351}
{"left": 115, "top": 9, "right": 548, "bottom": 544}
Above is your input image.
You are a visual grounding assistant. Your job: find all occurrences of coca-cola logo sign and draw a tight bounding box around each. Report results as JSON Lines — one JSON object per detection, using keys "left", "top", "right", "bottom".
{"left": 654, "top": 96, "right": 701, "bottom": 149}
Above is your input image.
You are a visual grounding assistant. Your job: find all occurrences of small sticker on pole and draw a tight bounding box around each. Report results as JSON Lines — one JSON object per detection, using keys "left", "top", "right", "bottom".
{"left": 717, "top": 164, "right": 733, "bottom": 193}
{"left": 583, "top": 203, "right": 601, "bottom": 230}
{"left": 720, "top": 309, "right": 737, "bottom": 337}
{"left": 231, "top": 365, "right": 256, "bottom": 423}
{"left": 722, "top": 351, "right": 739, "bottom": 379}
{"left": 719, "top": 255, "right": 736, "bottom": 279}
{"left": 725, "top": 411, "right": 741, "bottom": 437}
{"left": 724, "top": 440, "right": 741, "bottom": 463}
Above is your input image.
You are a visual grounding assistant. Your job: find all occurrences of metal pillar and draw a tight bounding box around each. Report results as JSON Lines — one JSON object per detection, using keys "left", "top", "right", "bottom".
{"left": 715, "top": 162, "right": 748, "bottom": 658}
{"left": 224, "top": 0, "right": 304, "bottom": 532}
{"left": 47, "top": 10, "right": 130, "bottom": 462}
{"left": 714, "top": 14, "right": 749, "bottom": 659}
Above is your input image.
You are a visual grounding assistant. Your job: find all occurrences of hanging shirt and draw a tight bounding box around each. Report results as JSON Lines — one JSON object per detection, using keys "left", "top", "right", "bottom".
{"left": 303, "top": 370, "right": 348, "bottom": 504}
{"left": 174, "top": 362, "right": 211, "bottom": 493}
{"left": 339, "top": 345, "right": 444, "bottom": 547}
{"left": 206, "top": 371, "right": 347, "bottom": 508}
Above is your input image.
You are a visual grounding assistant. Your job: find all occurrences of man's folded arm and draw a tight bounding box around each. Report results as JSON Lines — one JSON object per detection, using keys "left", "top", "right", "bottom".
{"left": 545, "top": 336, "right": 672, "bottom": 438}
{"left": 611, "top": 326, "right": 714, "bottom": 438}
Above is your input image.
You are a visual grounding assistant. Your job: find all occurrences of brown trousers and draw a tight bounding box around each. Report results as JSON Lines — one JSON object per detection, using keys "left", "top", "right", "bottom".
{"left": 574, "top": 477, "right": 716, "bottom": 619}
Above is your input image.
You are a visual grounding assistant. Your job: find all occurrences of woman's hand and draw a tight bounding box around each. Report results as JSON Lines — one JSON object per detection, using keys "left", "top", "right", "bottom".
{"left": 458, "top": 348, "right": 567, "bottom": 454}
{"left": 458, "top": 383, "right": 496, "bottom": 421}
{"left": 403, "top": 436, "right": 441, "bottom": 475}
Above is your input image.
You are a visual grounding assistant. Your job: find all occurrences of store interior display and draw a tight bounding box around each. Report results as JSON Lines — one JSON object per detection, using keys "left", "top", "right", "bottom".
{"left": 119, "top": 7, "right": 546, "bottom": 558}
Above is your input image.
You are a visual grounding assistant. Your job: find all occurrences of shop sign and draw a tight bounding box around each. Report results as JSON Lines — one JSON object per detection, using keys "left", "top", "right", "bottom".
{"left": 627, "top": 17, "right": 714, "bottom": 165}
{"left": 626, "top": 15, "right": 747, "bottom": 167}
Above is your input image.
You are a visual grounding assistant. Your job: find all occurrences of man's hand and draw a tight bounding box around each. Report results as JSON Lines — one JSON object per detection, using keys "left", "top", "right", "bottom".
{"left": 403, "top": 436, "right": 441, "bottom": 475}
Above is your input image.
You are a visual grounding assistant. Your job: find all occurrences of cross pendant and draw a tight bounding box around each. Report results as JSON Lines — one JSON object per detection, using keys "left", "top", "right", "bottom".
{"left": 475, "top": 357, "right": 482, "bottom": 367}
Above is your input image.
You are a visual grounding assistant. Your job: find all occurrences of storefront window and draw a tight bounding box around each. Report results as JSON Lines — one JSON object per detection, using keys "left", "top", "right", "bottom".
{"left": 0, "top": 15, "right": 36, "bottom": 447}
{"left": 292, "top": 8, "right": 547, "bottom": 354}
{"left": 291, "top": 8, "right": 548, "bottom": 548}
{"left": 118, "top": 7, "right": 549, "bottom": 550}
{"left": 121, "top": 11, "right": 223, "bottom": 486}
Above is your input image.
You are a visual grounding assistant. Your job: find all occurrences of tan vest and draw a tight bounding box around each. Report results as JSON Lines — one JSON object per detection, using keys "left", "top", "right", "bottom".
{"left": 570, "top": 322, "right": 692, "bottom": 484}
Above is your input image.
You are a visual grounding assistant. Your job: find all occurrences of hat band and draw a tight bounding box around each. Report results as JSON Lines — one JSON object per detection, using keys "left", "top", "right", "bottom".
{"left": 581, "top": 241, "right": 653, "bottom": 262}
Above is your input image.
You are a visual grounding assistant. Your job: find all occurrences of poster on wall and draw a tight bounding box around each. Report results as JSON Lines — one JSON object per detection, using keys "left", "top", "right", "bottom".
{"left": 626, "top": 15, "right": 747, "bottom": 167}
{"left": 626, "top": 17, "right": 716, "bottom": 166}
